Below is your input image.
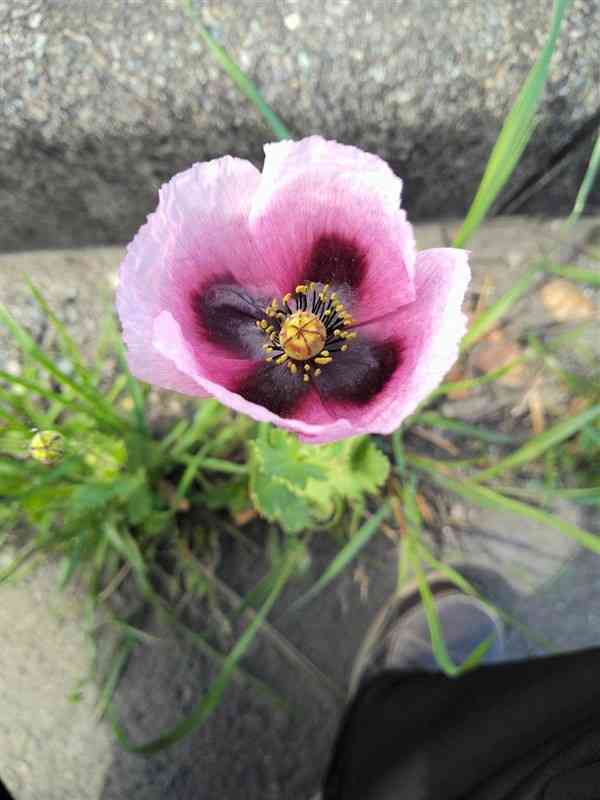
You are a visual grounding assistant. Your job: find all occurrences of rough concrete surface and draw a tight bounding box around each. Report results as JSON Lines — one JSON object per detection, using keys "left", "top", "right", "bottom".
{"left": 0, "top": 218, "right": 599, "bottom": 798}
{"left": 1, "top": 0, "right": 599, "bottom": 253}
{"left": 0, "top": 561, "right": 113, "bottom": 800}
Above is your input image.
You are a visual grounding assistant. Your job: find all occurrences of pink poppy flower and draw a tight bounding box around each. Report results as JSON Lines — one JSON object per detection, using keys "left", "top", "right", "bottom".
{"left": 117, "top": 137, "right": 470, "bottom": 444}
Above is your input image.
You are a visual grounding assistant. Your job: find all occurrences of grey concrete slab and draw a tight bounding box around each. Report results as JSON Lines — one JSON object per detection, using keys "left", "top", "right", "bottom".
{"left": 1, "top": 0, "right": 599, "bottom": 252}
{"left": 0, "top": 562, "right": 113, "bottom": 800}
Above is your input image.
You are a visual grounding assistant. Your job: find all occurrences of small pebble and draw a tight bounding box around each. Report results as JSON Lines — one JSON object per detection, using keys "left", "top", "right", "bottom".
{"left": 283, "top": 12, "right": 301, "bottom": 31}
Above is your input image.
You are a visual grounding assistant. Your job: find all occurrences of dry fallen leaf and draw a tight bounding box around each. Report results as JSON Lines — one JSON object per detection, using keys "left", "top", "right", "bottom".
{"left": 353, "top": 564, "right": 370, "bottom": 602}
{"left": 541, "top": 279, "right": 596, "bottom": 322}
{"left": 416, "top": 493, "right": 435, "bottom": 525}
{"left": 526, "top": 381, "right": 545, "bottom": 435}
{"left": 233, "top": 507, "right": 257, "bottom": 526}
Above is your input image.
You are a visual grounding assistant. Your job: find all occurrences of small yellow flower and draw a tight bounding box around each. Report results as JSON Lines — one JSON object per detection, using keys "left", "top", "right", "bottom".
{"left": 29, "top": 430, "right": 65, "bottom": 465}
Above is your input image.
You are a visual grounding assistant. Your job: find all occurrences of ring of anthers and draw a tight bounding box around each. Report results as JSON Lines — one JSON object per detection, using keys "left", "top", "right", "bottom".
{"left": 255, "top": 283, "right": 357, "bottom": 382}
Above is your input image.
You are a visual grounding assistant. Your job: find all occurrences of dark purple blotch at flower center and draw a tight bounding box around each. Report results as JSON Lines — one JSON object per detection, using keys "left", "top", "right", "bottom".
{"left": 305, "top": 233, "right": 367, "bottom": 288}
{"left": 193, "top": 247, "right": 400, "bottom": 418}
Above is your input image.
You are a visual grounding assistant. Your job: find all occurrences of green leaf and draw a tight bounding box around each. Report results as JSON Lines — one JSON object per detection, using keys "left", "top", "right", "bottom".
{"left": 474, "top": 404, "right": 600, "bottom": 480}
{"left": 302, "top": 437, "right": 390, "bottom": 511}
{"left": 250, "top": 467, "right": 314, "bottom": 534}
{"left": 452, "top": 0, "right": 571, "bottom": 246}
{"left": 348, "top": 437, "right": 391, "bottom": 495}
{"left": 252, "top": 429, "right": 326, "bottom": 488}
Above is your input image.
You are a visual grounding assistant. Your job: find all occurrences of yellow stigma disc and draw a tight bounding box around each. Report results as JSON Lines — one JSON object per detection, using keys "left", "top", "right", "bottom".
{"left": 279, "top": 311, "right": 327, "bottom": 361}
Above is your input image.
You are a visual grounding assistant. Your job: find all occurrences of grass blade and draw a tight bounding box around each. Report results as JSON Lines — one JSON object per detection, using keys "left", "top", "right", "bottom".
{"left": 104, "top": 523, "right": 152, "bottom": 596}
{"left": 110, "top": 544, "right": 298, "bottom": 753}
{"left": 181, "top": 0, "right": 291, "bottom": 140}
{"left": 289, "top": 502, "right": 391, "bottom": 612}
{"left": 461, "top": 265, "right": 542, "bottom": 351}
{"left": 474, "top": 404, "right": 600, "bottom": 480}
{"left": 545, "top": 263, "right": 600, "bottom": 286}
{"left": 415, "top": 543, "right": 557, "bottom": 652}
{"left": 566, "top": 129, "right": 600, "bottom": 226}
{"left": 402, "top": 479, "right": 495, "bottom": 675}
{"left": 409, "top": 454, "right": 600, "bottom": 554}
{"left": 27, "top": 281, "right": 91, "bottom": 382}
{"left": 494, "top": 485, "right": 600, "bottom": 504}
{"left": 453, "top": 0, "right": 571, "bottom": 246}
{"left": 0, "top": 305, "right": 126, "bottom": 431}
{"left": 96, "top": 635, "right": 137, "bottom": 721}
{"left": 430, "top": 357, "right": 527, "bottom": 398}
{"left": 414, "top": 560, "right": 495, "bottom": 676}
{"left": 103, "top": 314, "right": 148, "bottom": 434}
{"left": 412, "top": 412, "right": 518, "bottom": 445}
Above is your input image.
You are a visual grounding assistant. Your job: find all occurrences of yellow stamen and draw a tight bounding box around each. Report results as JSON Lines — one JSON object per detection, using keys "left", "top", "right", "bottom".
{"left": 276, "top": 354, "right": 289, "bottom": 365}
{"left": 303, "top": 374, "right": 310, "bottom": 383}
{"left": 314, "top": 356, "right": 333, "bottom": 365}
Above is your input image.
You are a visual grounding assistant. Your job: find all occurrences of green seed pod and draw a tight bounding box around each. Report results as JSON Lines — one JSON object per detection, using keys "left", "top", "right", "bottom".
{"left": 29, "top": 430, "right": 65, "bottom": 466}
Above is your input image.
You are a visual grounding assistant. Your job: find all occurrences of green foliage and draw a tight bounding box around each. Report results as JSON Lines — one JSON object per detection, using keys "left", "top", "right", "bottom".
{"left": 248, "top": 428, "right": 390, "bottom": 533}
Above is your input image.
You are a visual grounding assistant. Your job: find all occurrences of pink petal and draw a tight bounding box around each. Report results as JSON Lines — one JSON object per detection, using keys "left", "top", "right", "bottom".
{"left": 296, "top": 248, "right": 471, "bottom": 441}
{"left": 117, "top": 156, "right": 270, "bottom": 392}
{"left": 249, "top": 137, "right": 416, "bottom": 321}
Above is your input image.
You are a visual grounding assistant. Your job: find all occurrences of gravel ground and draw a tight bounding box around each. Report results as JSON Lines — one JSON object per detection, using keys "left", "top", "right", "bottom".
{"left": 1, "top": 0, "right": 599, "bottom": 252}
